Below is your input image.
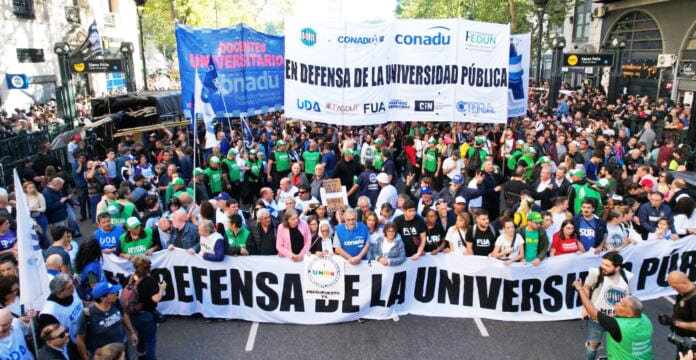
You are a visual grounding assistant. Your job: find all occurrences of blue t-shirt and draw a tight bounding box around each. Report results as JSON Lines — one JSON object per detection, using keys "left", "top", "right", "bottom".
{"left": 0, "top": 230, "right": 17, "bottom": 251}
{"left": 322, "top": 152, "right": 337, "bottom": 177}
{"left": 335, "top": 222, "right": 369, "bottom": 258}
{"left": 578, "top": 216, "right": 598, "bottom": 250}
{"left": 93, "top": 226, "right": 124, "bottom": 250}
{"left": 357, "top": 171, "right": 380, "bottom": 206}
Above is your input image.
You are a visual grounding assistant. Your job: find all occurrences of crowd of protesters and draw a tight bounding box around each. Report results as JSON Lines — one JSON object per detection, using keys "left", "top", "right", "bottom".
{"left": 0, "top": 80, "right": 694, "bottom": 359}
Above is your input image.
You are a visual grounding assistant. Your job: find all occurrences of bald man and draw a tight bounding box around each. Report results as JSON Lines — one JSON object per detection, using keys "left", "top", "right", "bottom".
{"left": 667, "top": 271, "right": 696, "bottom": 351}
{"left": 169, "top": 209, "right": 199, "bottom": 254}
{"left": 45, "top": 254, "right": 64, "bottom": 279}
{"left": 95, "top": 184, "right": 118, "bottom": 218}
{"left": 0, "top": 308, "right": 32, "bottom": 359}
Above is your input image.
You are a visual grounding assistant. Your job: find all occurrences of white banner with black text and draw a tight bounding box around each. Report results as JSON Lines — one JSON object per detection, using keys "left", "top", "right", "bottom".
{"left": 102, "top": 237, "right": 696, "bottom": 324}
{"left": 284, "top": 18, "right": 510, "bottom": 125}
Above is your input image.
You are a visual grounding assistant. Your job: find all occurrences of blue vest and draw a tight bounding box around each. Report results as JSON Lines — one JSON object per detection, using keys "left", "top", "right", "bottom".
{"left": 335, "top": 222, "right": 369, "bottom": 258}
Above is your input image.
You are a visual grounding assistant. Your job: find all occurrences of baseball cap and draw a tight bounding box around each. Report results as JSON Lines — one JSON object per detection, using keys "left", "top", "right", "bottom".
{"left": 376, "top": 173, "right": 389, "bottom": 184}
{"left": 227, "top": 148, "right": 239, "bottom": 156}
{"left": 374, "top": 138, "right": 384, "bottom": 145}
{"left": 72, "top": 134, "right": 81, "bottom": 141}
{"left": 570, "top": 169, "right": 586, "bottom": 178}
{"left": 209, "top": 156, "right": 220, "bottom": 164}
{"left": 428, "top": 137, "right": 437, "bottom": 144}
{"left": 537, "top": 156, "right": 551, "bottom": 165}
{"left": 172, "top": 177, "right": 185, "bottom": 186}
{"left": 475, "top": 136, "right": 485, "bottom": 145}
{"left": 126, "top": 217, "right": 141, "bottom": 228}
{"left": 344, "top": 149, "right": 356, "bottom": 156}
{"left": 455, "top": 196, "right": 466, "bottom": 204}
{"left": 276, "top": 140, "right": 286, "bottom": 146}
{"left": 640, "top": 178, "right": 654, "bottom": 188}
{"left": 193, "top": 168, "right": 204, "bottom": 176}
{"left": 92, "top": 282, "right": 122, "bottom": 299}
{"left": 524, "top": 146, "right": 537, "bottom": 154}
{"left": 249, "top": 149, "right": 257, "bottom": 155}
{"left": 420, "top": 185, "right": 432, "bottom": 195}
{"left": 527, "top": 212, "right": 543, "bottom": 224}
{"left": 452, "top": 174, "right": 463, "bottom": 184}
{"left": 106, "top": 205, "right": 120, "bottom": 216}
{"left": 214, "top": 192, "right": 231, "bottom": 201}
{"left": 516, "top": 140, "right": 525, "bottom": 146}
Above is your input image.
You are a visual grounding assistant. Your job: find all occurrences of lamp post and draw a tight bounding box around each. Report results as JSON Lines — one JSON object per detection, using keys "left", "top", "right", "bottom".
{"left": 119, "top": 42, "right": 136, "bottom": 92}
{"left": 54, "top": 42, "right": 77, "bottom": 128}
{"left": 548, "top": 36, "right": 566, "bottom": 111}
{"left": 135, "top": 0, "right": 148, "bottom": 90}
{"left": 608, "top": 35, "right": 626, "bottom": 105}
{"left": 533, "top": 0, "right": 549, "bottom": 83}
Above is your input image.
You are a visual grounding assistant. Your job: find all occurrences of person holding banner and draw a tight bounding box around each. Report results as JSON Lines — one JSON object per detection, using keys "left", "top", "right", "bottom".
{"left": 275, "top": 209, "right": 311, "bottom": 261}
{"left": 333, "top": 208, "right": 370, "bottom": 265}
{"left": 517, "top": 212, "right": 548, "bottom": 266}
{"left": 367, "top": 222, "right": 406, "bottom": 267}
{"left": 393, "top": 200, "right": 426, "bottom": 260}
{"left": 0, "top": 308, "right": 33, "bottom": 360}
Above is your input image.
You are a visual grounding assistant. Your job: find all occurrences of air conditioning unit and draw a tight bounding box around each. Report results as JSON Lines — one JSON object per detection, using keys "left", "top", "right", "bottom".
{"left": 657, "top": 54, "right": 677, "bottom": 68}
{"left": 593, "top": 6, "right": 607, "bottom": 19}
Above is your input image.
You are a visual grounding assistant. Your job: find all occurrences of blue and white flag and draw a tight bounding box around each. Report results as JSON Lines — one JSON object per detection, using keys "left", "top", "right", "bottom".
{"left": 193, "top": 68, "right": 218, "bottom": 149}
{"left": 203, "top": 53, "right": 218, "bottom": 92}
{"left": 241, "top": 116, "right": 254, "bottom": 149}
{"left": 14, "top": 170, "right": 50, "bottom": 311}
{"left": 508, "top": 33, "right": 531, "bottom": 118}
{"left": 86, "top": 20, "right": 104, "bottom": 58}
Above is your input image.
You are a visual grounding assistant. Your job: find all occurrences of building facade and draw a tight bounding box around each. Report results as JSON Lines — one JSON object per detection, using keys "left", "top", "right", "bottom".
{"left": 0, "top": 0, "right": 144, "bottom": 113}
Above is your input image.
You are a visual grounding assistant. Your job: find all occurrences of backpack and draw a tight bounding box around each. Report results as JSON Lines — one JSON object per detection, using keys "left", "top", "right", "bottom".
{"left": 589, "top": 266, "right": 629, "bottom": 299}
{"left": 466, "top": 148, "right": 483, "bottom": 172}
{"left": 120, "top": 276, "right": 144, "bottom": 314}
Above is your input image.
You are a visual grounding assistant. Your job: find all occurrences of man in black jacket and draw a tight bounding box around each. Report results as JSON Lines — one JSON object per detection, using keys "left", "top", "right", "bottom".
{"left": 247, "top": 208, "right": 278, "bottom": 255}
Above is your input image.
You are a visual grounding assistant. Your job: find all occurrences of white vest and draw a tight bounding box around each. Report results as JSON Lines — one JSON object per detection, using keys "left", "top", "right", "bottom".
{"left": 41, "top": 294, "right": 83, "bottom": 343}
{"left": 0, "top": 319, "right": 33, "bottom": 359}
{"left": 200, "top": 232, "right": 223, "bottom": 255}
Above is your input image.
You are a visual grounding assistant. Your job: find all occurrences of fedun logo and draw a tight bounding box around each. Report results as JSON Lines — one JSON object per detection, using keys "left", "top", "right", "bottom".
{"left": 465, "top": 31, "right": 497, "bottom": 49}
{"left": 395, "top": 26, "right": 451, "bottom": 46}
{"left": 306, "top": 256, "right": 342, "bottom": 289}
{"left": 568, "top": 55, "right": 579, "bottom": 66}
{"left": 301, "top": 27, "right": 317, "bottom": 47}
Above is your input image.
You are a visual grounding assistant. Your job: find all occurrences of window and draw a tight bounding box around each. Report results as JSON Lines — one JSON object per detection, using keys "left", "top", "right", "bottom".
{"left": 13, "top": 0, "right": 35, "bottom": 19}
{"left": 107, "top": 73, "right": 126, "bottom": 92}
{"left": 678, "top": 24, "right": 696, "bottom": 78}
{"left": 16, "top": 48, "right": 44, "bottom": 63}
{"left": 604, "top": 11, "right": 663, "bottom": 61}
{"left": 573, "top": 0, "right": 591, "bottom": 41}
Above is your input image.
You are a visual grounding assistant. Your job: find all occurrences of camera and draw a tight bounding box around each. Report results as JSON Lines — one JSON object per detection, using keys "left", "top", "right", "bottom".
{"left": 659, "top": 314, "right": 674, "bottom": 327}
{"left": 668, "top": 333, "right": 696, "bottom": 352}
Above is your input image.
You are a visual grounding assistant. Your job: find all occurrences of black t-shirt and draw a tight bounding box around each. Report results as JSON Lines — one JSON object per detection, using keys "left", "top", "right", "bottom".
{"left": 137, "top": 275, "right": 159, "bottom": 313}
{"left": 332, "top": 158, "right": 362, "bottom": 190}
{"left": 424, "top": 222, "right": 446, "bottom": 252}
{"left": 598, "top": 311, "right": 622, "bottom": 343}
{"left": 289, "top": 227, "right": 304, "bottom": 255}
{"left": 674, "top": 290, "right": 696, "bottom": 337}
{"left": 465, "top": 225, "right": 497, "bottom": 256}
{"left": 393, "top": 215, "right": 427, "bottom": 257}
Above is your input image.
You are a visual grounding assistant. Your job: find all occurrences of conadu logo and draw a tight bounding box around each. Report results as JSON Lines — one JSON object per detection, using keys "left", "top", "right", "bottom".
{"left": 301, "top": 27, "right": 317, "bottom": 46}
{"left": 395, "top": 26, "right": 451, "bottom": 46}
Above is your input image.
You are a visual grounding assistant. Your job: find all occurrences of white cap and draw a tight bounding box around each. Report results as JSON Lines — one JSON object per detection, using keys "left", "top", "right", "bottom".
{"left": 455, "top": 196, "right": 466, "bottom": 204}
{"left": 376, "top": 173, "right": 389, "bottom": 184}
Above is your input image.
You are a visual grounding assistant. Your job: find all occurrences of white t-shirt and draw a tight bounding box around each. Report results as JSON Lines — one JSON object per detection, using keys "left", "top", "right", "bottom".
{"left": 375, "top": 184, "right": 398, "bottom": 211}
{"left": 467, "top": 179, "right": 482, "bottom": 208}
{"left": 585, "top": 267, "right": 633, "bottom": 315}
{"left": 674, "top": 210, "right": 696, "bottom": 235}
{"left": 277, "top": 186, "right": 298, "bottom": 210}
{"left": 445, "top": 226, "right": 468, "bottom": 253}
{"left": 381, "top": 238, "right": 396, "bottom": 255}
{"left": 442, "top": 157, "right": 463, "bottom": 180}
{"left": 0, "top": 319, "right": 32, "bottom": 360}
{"left": 605, "top": 223, "right": 626, "bottom": 250}
{"left": 494, "top": 233, "right": 524, "bottom": 260}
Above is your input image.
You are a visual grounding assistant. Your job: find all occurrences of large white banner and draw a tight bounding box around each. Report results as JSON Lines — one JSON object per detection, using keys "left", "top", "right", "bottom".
{"left": 102, "top": 237, "right": 696, "bottom": 324}
{"left": 508, "top": 33, "right": 530, "bottom": 118}
{"left": 284, "top": 18, "right": 510, "bottom": 125}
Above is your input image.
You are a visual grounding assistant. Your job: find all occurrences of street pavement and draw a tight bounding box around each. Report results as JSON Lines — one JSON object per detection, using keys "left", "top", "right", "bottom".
{"left": 75, "top": 211, "right": 677, "bottom": 360}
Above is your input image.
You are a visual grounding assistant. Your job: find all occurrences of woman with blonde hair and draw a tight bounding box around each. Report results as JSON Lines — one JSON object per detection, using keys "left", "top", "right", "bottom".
{"left": 24, "top": 181, "right": 49, "bottom": 247}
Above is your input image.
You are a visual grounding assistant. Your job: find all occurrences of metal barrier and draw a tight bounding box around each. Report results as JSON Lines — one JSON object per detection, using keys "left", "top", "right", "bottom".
{"left": 0, "top": 126, "right": 70, "bottom": 188}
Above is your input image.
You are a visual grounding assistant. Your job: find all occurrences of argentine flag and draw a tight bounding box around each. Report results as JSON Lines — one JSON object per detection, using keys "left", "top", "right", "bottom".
{"left": 193, "top": 67, "right": 218, "bottom": 150}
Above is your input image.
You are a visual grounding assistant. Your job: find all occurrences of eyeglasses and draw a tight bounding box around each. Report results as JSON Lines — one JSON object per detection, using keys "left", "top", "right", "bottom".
{"left": 52, "top": 330, "right": 67, "bottom": 340}
{"left": 298, "top": 191, "right": 306, "bottom": 194}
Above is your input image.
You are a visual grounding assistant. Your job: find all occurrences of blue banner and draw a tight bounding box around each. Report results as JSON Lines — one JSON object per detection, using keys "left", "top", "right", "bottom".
{"left": 175, "top": 24, "right": 284, "bottom": 118}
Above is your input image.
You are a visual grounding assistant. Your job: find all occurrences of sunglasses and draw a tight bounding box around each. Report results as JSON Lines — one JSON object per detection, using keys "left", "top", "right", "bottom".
{"left": 52, "top": 330, "right": 67, "bottom": 340}
{"left": 298, "top": 191, "right": 306, "bottom": 194}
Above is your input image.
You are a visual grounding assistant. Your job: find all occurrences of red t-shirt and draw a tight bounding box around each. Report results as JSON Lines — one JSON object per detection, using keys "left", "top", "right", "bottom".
{"left": 551, "top": 232, "right": 579, "bottom": 255}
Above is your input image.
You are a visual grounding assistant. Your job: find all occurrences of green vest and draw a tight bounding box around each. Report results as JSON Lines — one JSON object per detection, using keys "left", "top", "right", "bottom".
{"left": 222, "top": 158, "right": 241, "bottom": 182}
{"left": 571, "top": 183, "right": 603, "bottom": 215}
{"left": 507, "top": 150, "right": 523, "bottom": 171}
{"left": 119, "top": 228, "right": 153, "bottom": 257}
{"left": 225, "top": 227, "right": 250, "bottom": 248}
{"left": 108, "top": 201, "right": 135, "bottom": 226}
{"left": 303, "top": 151, "right": 320, "bottom": 175}
{"left": 274, "top": 151, "right": 290, "bottom": 172}
{"left": 247, "top": 159, "right": 263, "bottom": 179}
{"left": 173, "top": 187, "right": 194, "bottom": 199}
{"left": 605, "top": 314, "right": 653, "bottom": 360}
{"left": 373, "top": 149, "right": 384, "bottom": 171}
{"left": 204, "top": 167, "right": 223, "bottom": 193}
{"left": 518, "top": 155, "right": 535, "bottom": 180}
{"left": 424, "top": 148, "right": 438, "bottom": 173}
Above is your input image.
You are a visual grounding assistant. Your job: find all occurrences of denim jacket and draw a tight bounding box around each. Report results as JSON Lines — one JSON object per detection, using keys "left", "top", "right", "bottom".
{"left": 367, "top": 235, "right": 406, "bottom": 266}
{"left": 169, "top": 222, "right": 200, "bottom": 251}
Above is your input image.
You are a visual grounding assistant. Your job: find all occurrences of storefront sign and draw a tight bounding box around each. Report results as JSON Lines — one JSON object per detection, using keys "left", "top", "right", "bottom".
{"left": 621, "top": 59, "right": 657, "bottom": 79}
{"left": 71, "top": 59, "right": 124, "bottom": 73}
{"left": 563, "top": 53, "right": 613, "bottom": 67}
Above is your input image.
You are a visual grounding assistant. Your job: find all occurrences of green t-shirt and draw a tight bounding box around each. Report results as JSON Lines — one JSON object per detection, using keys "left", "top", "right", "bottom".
{"left": 247, "top": 159, "right": 263, "bottom": 179}
{"left": 119, "top": 228, "right": 153, "bottom": 257}
{"left": 373, "top": 149, "right": 384, "bottom": 171}
{"left": 303, "top": 151, "right": 320, "bottom": 175}
{"left": 274, "top": 151, "right": 290, "bottom": 172}
{"left": 225, "top": 227, "right": 250, "bottom": 248}
{"left": 424, "top": 148, "right": 439, "bottom": 173}
{"left": 524, "top": 229, "right": 539, "bottom": 262}
{"left": 222, "top": 158, "right": 241, "bottom": 182}
{"left": 204, "top": 167, "right": 223, "bottom": 193}
{"left": 605, "top": 314, "right": 654, "bottom": 360}
{"left": 518, "top": 155, "right": 535, "bottom": 180}
{"left": 507, "top": 150, "right": 523, "bottom": 171}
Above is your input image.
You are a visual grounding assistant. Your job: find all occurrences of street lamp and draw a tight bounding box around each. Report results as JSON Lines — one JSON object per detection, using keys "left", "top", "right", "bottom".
{"left": 120, "top": 42, "right": 137, "bottom": 92}
{"left": 53, "top": 42, "right": 77, "bottom": 128}
{"left": 608, "top": 35, "right": 627, "bottom": 104}
{"left": 548, "top": 36, "right": 566, "bottom": 110}
{"left": 533, "top": 0, "right": 549, "bottom": 83}
{"left": 135, "top": 0, "right": 148, "bottom": 91}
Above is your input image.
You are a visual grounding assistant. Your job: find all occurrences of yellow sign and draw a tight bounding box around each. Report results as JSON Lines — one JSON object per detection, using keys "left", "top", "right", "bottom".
{"left": 567, "top": 55, "right": 578, "bottom": 66}
{"left": 73, "top": 63, "right": 85, "bottom": 72}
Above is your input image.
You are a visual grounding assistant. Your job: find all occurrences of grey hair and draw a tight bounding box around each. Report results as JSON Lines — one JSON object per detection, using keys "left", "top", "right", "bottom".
{"left": 49, "top": 273, "right": 72, "bottom": 295}
{"left": 256, "top": 208, "right": 270, "bottom": 219}
{"left": 357, "top": 196, "right": 371, "bottom": 207}
{"left": 200, "top": 219, "right": 215, "bottom": 234}
{"left": 624, "top": 295, "right": 643, "bottom": 315}
{"left": 343, "top": 208, "right": 357, "bottom": 218}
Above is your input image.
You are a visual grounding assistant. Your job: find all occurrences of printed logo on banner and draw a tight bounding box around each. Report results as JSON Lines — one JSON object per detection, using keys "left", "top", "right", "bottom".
{"left": 395, "top": 26, "right": 451, "bottom": 46}
{"left": 337, "top": 34, "right": 385, "bottom": 47}
{"left": 297, "top": 99, "right": 321, "bottom": 112}
{"left": 388, "top": 99, "right": 410, "bottom": 109}
{"left": 326, "top": 103, "right": 359, "bottom": 113}
{"left": 464, "top": 31, "right": 498, "bottom": 51}
{"left": 414, "top": 100, "right": 434, "bottom": 112}
{"left": 456, "top": 101, "right": 495, "bottom": 115}
{"left": 301, "top": 27, "right": 317, "bottom": 46}
{"left": 364, "top": 102, "right": 386, "bottom": 113}
{"left": 304, "top": 255, "right": 345, "bottom": 301}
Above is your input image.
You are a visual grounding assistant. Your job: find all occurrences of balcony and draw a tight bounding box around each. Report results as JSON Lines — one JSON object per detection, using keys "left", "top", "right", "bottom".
{"left": 65, "top": 5, "right": 80, "bottom": 24}
{"left": 13, "top": 0, "right": 35, "bottom": 19}
{"left": 104, "top": 12, "right": 116, "bottom": 28}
